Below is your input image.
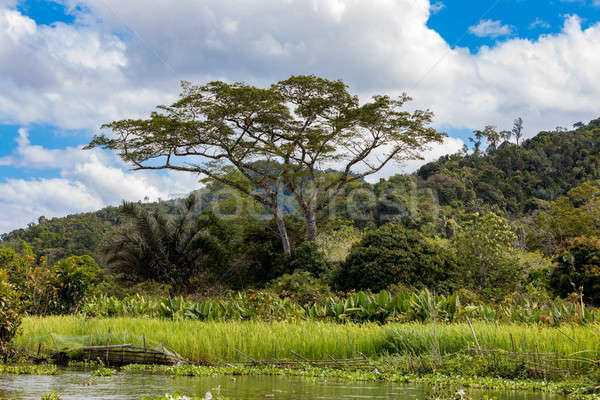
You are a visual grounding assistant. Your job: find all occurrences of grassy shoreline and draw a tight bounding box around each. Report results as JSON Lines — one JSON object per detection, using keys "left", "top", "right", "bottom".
{"left": 16, "top": 316, "right": 600, "bottom": 364}
{"left": 9, "top": 315, "right": 600, "bottom": 398}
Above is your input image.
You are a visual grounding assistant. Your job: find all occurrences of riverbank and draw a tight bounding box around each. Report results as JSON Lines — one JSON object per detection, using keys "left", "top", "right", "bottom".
{"left": 16, "top": 317, "right": 600, "bottom": 367}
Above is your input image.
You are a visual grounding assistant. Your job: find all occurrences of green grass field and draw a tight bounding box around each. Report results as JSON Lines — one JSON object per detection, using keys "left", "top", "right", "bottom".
{"left": 15, "top": 317, "right": 600, "bottom": 367}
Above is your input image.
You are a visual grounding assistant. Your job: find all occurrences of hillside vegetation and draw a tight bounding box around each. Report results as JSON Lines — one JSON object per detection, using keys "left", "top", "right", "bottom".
{"left": 3, "top": 118, "right": 600, "bottom": 264}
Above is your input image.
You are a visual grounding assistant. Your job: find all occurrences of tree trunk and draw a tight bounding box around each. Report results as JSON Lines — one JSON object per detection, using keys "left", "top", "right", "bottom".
{"left": 274, "top": 208, "right": 291, "bottom": 255}
{"left": 305, "top": 209, "right": 318, "bottom": 242}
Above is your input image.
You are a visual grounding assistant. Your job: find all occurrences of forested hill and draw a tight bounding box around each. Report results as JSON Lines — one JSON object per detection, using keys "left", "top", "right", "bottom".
{"left": 2, "top": 117, "right": 600, "bottom": 264}
{"left": 0, "top": 194, "right": 205, "bottom": 265}
{"left": 416, "top": 118, "right": 600, "bottom": 213}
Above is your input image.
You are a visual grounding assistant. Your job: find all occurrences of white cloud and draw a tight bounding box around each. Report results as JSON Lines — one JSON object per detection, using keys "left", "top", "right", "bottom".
{"left": 366, "top": 136, "right": 465, "bottom": 182}
{"left": 0, "top": 7, "right": 161, "bottom": 130}
{"left": 430, "top": 1, "right": 445, "bottom": 14}
{"left": 0, "top": 129, "right": 201, "bottom": 232}
{"left": 530, "top": 17, "right": 551, "bottom": 30}
{"left": 0, "top": 178, "right": 105, "bottom": 231}
{"left": 469, "top": 19, "right": 514, "bottom": 38}
{"left": 0, "top": 0, "right": 590, "bottom": 136}
{"left": 2, "top": 0, "right": 600, "bottom": 230}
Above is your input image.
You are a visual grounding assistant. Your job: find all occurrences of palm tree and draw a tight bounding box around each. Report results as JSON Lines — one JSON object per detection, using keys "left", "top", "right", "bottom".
{"left": 103, "top": 194, "right": 225, "bottom": 293}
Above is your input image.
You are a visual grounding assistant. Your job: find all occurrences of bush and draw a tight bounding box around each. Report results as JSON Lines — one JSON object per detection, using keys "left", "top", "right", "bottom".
{"left": 0, "top": 269, "right": 22, "bottom": 345}
{"left": 315, "top": 217, "right": 363, "bottom": 262}
{"left": 551, "top": 236, "right": 600, "bottom": 305}
{"left": 227, "top": 216, "right": 305, "bottom": 288}
{"left": 0, "top": 247, "right": 58, "bottom": 315}
{"left": 288, "top": 242, "right": 331, "bottom": 277}
{"left": 52, "top": 255, "right": 101, "bottom": 313}
{"left": 0, "top": 247, "right": 101, "bottom": 315}
{"left": 520, "top": 251, "right": 554, "bottom": 292}
{"left": 452, "top": 213, "right": 523, "bottom": 300}
{"left": 333, "top": 224, "right": 456, "bottom": 292}
{"left": 267, "top": 271, "right": 333, "bottom": 305}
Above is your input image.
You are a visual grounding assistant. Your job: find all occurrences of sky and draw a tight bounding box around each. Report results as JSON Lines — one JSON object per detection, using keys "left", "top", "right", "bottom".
{"left": 1, "top": 0, "right": 600, "bottom": 233}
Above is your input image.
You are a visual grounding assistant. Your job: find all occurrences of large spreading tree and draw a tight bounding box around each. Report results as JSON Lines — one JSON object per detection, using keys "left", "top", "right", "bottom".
{"left": 87, "top": 75, "right": 444, "bottom": 254}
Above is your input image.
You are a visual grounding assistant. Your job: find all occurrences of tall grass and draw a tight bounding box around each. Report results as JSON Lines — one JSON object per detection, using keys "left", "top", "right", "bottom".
{"left": 17, "top": 317, "right": 387, "bottom": 362}
{"left": 16, "top": 316, "right": 600, "bottom": 370}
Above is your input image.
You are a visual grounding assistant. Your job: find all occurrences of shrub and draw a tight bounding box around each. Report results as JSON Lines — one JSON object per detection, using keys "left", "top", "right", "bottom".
{"left": 288, "top": 242, "right": 331, "bottom": 277}
{"left": 333, "top": 223, "right": 456, "bottom": 292}
{"left": 267, "top": 271, "right": 333, "bottom": 305}
{"left": 551, "top": 236, "right": 600, "bottom": 305}
{"left": 0, "top": 247, "right": 59, "bottom": 315}
{"left": 0, "top": 269, "right": 22, "bottom": 345}
{"left": 0, "top": 247, "right": 102, "bottom": 315}
{"left": 52, "top": 255, "right": 101, "bottom": 313}
{"left": 315, "top": 217, "right": 363, "bottom": 262}
{"left": 520, "top": 251, "right": 554, "bottom": 292}
{"left": 227, "top": 216, "right": 305, "bottom": 288}
{"left": 452, "top": 213, "right": 523, "bottom": 300}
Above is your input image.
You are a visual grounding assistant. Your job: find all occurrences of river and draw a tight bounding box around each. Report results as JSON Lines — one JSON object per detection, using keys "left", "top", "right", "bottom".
{"left": 0, "top": 371, "right": 565, "bottom": 399}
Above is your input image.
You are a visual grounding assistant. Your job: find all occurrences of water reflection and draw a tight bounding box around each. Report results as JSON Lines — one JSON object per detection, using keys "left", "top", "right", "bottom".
{"left": 0, "top": 372, "right": 565, "bottom": 400}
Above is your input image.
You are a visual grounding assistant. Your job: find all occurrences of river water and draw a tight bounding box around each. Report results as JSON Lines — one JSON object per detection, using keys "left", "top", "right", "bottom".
{"left": 0, "top": 371, "right": 565, "bottom": 399}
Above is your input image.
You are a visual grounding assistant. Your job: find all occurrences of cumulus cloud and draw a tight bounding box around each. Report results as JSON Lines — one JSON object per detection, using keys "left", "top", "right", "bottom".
{"left": 366, "top": 136, "right": 465, "bottom": 182}
{"left": 0, "top": 129, "right": 201, "bottom": 232}
{"left": 2, "top": 0, "right": 600, "bottom": 230}
{"left": 0, "top": 7, "right": 168, "bottom": 129}
{"left": 0, "top": 178, "right": 104, "bottom": 232}
{"left": 0, "top": 0, "right": 595, "bottom": 135}
{"left": 469, "top": 19, "right": 514, "bottom": 38}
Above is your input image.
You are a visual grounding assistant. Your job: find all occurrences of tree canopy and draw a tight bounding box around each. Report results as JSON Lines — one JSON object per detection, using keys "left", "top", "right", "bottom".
{"left": 86, "top": 75, "right": 444, "bottom": 253}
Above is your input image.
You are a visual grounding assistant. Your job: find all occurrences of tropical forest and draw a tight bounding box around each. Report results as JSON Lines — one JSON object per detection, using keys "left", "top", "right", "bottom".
{"left": 2, "top": 74, "right": 600, "bottom": 399}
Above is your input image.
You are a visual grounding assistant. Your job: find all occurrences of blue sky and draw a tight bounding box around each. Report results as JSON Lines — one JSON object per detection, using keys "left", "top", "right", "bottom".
{"left": 1, "top": 0, "right": 600, "bottom": 232}
{"left": 429, "top": 0, "right": 600, "bottom": 49}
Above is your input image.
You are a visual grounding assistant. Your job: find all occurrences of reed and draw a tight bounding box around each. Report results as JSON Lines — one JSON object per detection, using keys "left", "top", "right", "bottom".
{"left": 16, "top": 316, "right": 600, "bottom": 369}
{"left": 17, "top": 317, "right": 387, "bottom": 362}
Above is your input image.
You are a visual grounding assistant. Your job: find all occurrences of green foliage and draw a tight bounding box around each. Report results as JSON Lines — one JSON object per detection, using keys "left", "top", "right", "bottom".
{"left": 525, "top": 181, "right": 600, "bottom": 254}
{"left": 143, "top": 391, "right": 224, "bottom": 400}
{"left": 0, "top": 247, "right": 101, "bottom": 315}
{"left": 19, "top": 316, "right": 600, "bottom": 378}
{"left": 287, "top": 242, "right": 331, "bottom": 277}
{"left": 551, "top": 236, "right": 600, "bottom": 305}
{"left": 219, "top": 216, "right": 305, "bottom": 288}
{"left": 81, "top": 291, "right": 306, "bottom": 322}
{"left": 104, "top": 195, "right": 228, "bottom": 293}
{"left": 519, "top": 251, "right": 555, "bottom": 292}
{"left": 315, "top": 217, "right": 363, "bottom": 262}
{"left": 0, "top": 209, "right": 120, "bottom": 266}
{"left": 334, "top": 224, "right": 456, "bottom": 292}
{"left": 77, "top": 287, "right": 595, "bottom": 326}
{"left": 88, "top": 75, "right": 443, "bottom": 249}
{"left": 0, "top": 269, "right": 22, "bottom": 345}
{"left": 4, "top": 118, "right": 600, "bottom": 283}
{"left": 0, "top": 247, "right": 59, "bottom": 315}
{"left": 452, "top": 213, "right": 522, "bottom": 300}
{"left": 417, "top": 119, "right": 600, "bottom": 216}
{"left": 92, "top": 367, "right": 116, "bottom": 376}
{"left": 0, "top": 364, "right": 57, "bottom": 375}
{"left": 40, "top": 393, "right": 62, "bottom": 400}
{"left": 52, "top": 255, "right": 100, "bottom": 313}
{"left": 267, "top": 271, "right": 332, "bottom": 305}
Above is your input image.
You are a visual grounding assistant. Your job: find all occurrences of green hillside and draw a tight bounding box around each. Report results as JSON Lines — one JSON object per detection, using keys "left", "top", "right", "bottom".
{"left": 2, "top": 118, "right": 600, "bottom": 265}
